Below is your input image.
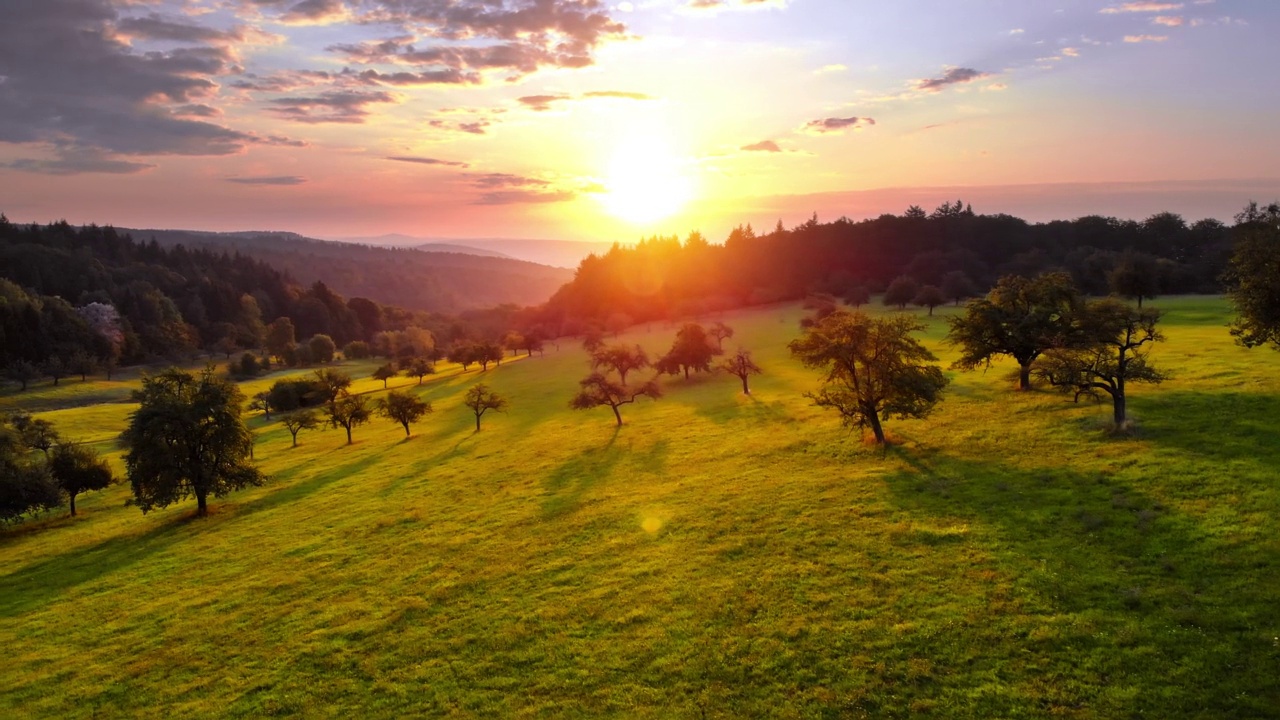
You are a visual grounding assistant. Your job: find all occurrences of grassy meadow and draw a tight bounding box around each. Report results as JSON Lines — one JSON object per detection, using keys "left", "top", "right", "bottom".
{"left": 2, "top": 296, "right": 1279, "bottom": 718}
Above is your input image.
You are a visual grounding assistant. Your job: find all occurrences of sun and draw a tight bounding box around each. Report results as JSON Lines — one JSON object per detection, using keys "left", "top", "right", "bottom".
{"left": 598, "top": 138, "right": 694, "bottom": 225}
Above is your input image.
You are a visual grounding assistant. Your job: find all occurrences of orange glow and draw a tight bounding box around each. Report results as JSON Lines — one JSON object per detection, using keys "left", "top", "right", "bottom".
{"left": 598, "top": 138, "right": 694, "bottom": 225}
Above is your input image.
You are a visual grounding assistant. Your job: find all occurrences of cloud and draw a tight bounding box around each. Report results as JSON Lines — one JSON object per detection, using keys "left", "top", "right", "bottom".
{"left": 684, "top": 0, "right": 791, "bottom": 12}
{"left": 582, "top": 90, "right": 653, "bottom": 101}
{"left": 915, "top": 67, "right": 992, "bottom": 92}
{"left": 226, "top": 175, "right": 308, "bottom": 185}
{"left": 385, "top": 156, "right": 470, "bottom": 168}
{"left": 741, "top": 140, "right": 783, "bottom": 152}
{"left": 1062, "top": 47, "right": 1081, "bottom": 57}
{"left": 474, "top": 190, "right": 577, "bottom": 206}
{"left": 469, "top": 173, "right": 551, "bottom": 189}
{"left": 2, "top": 146, "right": 155, "bottom": 175}
{"left": 1124, "top": 34, "right": 1169, "bottom": 42}
{"left": 518, "top": 94, "right": 572, "bottom": 112}
{"left": 427, "top": 118, "right": 492, "bottom": 135}
{"left": 517, "top": 90, "right": 653, "bottom": 111}
{"left": 802, "top": 116, "right": 875, "bottom": 134}
{"left": 1152, "top": 15, "right": 1184, "bottom": 25}
{"left": 268, "top": 91, "right": 398, "bottom": 123}
{"left": 114, "top": 13, "right": 248, "bottom": 44}
{"left": 1100, "top": 2, "right": 1183, "bottom": 13}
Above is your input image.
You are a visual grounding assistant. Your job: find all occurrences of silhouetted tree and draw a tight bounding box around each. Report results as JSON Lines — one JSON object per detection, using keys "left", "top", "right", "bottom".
{"left": 1108, "top": 251, "right": 1160, "bottom": 308}
{"left": 709, "top": 321, "right": 735, "bottom": 351}
{"left": 343, "top": 340, "right": 371, "bottom": 359}
{"left": 720, "top": 348, "right": 762, "bottom": 394}
{"left": 122, "top": 366, "right": 263, "bottom": 516}
{"left": 1037, "top": 299, "right": 1167, "bottom": 427}
{"left": 264, "top": 317, "right": 296, "bottom": 361}
{"left": 401, "top": 357, "right": 435, "bottom": 385}
{"left": 790, "top": 311, "right": 948, "bottom": 444}
{"left": 913, "top": 285, "right": 946, "bottom": 316}
{"left": 570, "top": 373, "right": 661, "bottom": 426}
{"left": 448, "top": 343, "right": 476, "bottom": 371}
{"left": 591, "top": 344, "right": 650, "bottom": 385}
{"left": 248, "top": 391, "right": 272, "bottom": 419}
{"left": 69, "top": 351, "right": 98, "bottom": 381}
{"left": 475, "top": 342, "right": 504, "bottom": 370}
{"left": 883, "top": 276, "right": 920, "bottom": 310}
{"left": 378, "top": 391, "right": 432, "bottom": 437}
{"left": 310, "top": 369, "right": 352, "bottom": 408}
{"left": 655, "top": 323, "right": 718, "bottom": 379}
{"left": 43, "top": 357, "right": 68, "bottom": 386}
{"left": 281, "top": 410, "right": 319, "bottom": 447}
{"left": 801, "top": 293, "right": 840, "bottom": 328}
{"left": 326, "top": 392, "right": 371, "bottom": 445}
{"left": 308, "top": 334, "right": 337, "bottom": 363}
{"left": 844, "top": 285, "right": 871, "bottom": 308}
{"left": 1225, "top": 201, "right": 1280, "bottom": 349}
{"left": 49, "top": 442, "right": 114, "bottom": 516}
{"left": 503, "top": 331, "right": 525, "bottom": 356}
{"left": 464, "top": 383, "right": 508, "bottom": 431}
{"left": 373, "top": 363, "right": 397, "bottom": 388}
{"left": 946, "top": 272, "right": 1084, "bottom": 390}
{"left": 10, "top": 413, "right": 59, "bottom": 458}
{"left": 941, "top": 271, "right": 978, "bottom": 306}
{"left": 581, "top": 328, "right": 605, "bottom": 353}
{"left": 4, "top": 360, "right": 40, "bottom": 391}
{"left": 0, "top": 422, "right": 61, "bottom": 523}
{"left": 606, "top": 312, "right": 633, "bottom": 337}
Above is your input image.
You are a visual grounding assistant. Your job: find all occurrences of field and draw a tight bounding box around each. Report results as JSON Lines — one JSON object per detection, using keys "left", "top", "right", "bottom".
{"left": 2, "top": 297, "right": 1279, "bottom": 718}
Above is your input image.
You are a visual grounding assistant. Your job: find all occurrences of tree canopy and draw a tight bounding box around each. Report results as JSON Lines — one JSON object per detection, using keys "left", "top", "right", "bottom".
{"left": 1225, "top": 201, "right": 1280, "bottom": 349}
{"left": 570, "top": 373, "right": 661, "bottom": 426}
{"left": 464, "top": 384, "right": 508, "bottom": 431}
{"left": 379, "top": 391, "right": 432, "bottom": 437}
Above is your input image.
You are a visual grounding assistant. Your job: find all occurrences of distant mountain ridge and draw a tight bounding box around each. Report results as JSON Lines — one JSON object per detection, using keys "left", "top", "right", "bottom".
{"left": 336, "top": 233, "right": 616, "bottom": 268}
{"left": 125, "top": 227, "right": 573, "bottom": 314}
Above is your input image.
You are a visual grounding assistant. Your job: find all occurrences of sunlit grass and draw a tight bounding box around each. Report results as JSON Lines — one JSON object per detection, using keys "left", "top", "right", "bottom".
{"left": 2, "top": 296, "right": 1279, "bottom": 718}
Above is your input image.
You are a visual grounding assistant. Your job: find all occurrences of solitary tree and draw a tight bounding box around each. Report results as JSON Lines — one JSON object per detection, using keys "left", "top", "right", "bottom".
{"left": 591, "top": 344, "right": 650, "bottom": 385}
{"left": 941, "top": 271, "right": 978, "bottom": 306}
{"left": 248, "top": 391, "right": 273, "bottom": 419}
{"left": 372, "top": 363, "right": 397, "bottom": 389}
{"left": 913, "top": 285, "right": 946, "bottom": 316}
{"left": 655, "top": 323, "right": 718, "bottom": 379}
{"left": 122, "top": 367, "right": 263, "bottom": 516}
{"left": 49, "top": 442, "right": 114, "bottom": 516}
{"left": 720, "top": 348, "right": 763, "bottom": 395}
{"left": 883, "top": 276, "right": 920, "bottom": 309}
{"left": 946, "top": 272, "right": 1083, "bottom": 390}
{"left": 326, "top": 393, "right": 371, "bottom": 445}
{"left": 708, "top": 321, "right": 735, "bottom": 352}
{"left": 10, "top": 413, "right": 60, "bottom": 458}
{"left": 1225, "top": 200, "right": 1280, "bottom": 349}
{"left": 789, "top": 310, "right": 948, "bottom": 444}
{"left": 503, "top": 331, "right": 525, "bottom": 356}
{"left": 570, "top": 373, "right": 661, "bottom": 426}
{"left": 401, "top": 357, "right": 435, "bottom": 385}
{"left": 464, "top": 383, "right": 508, "bottom": 431}
{"left": 1037, "top": 299, "right": 1167, "bottom": 428}
{"left": 281, "top": 410, "right": 319, "bottom": 447}
{"left": 378, "top": 390, "right": 432, "bottom": 437}
{"left": 581, "top": 329, "right": 605, "bottom": 353}
{"left": 1108, "top": 251, "right": 1160, "bottom": 308}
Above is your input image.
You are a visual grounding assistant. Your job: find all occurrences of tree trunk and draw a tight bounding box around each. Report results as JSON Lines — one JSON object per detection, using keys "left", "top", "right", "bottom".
{"left": 1113, "top": 392, "right": 1127, "bottom": 426}
{"left": 683, "top": 366, "right": 690, "bottom": 379}
{"left": 402, "top": 422, "right": 410, "bottom": 437}
{"left": 867, "top": 411, "right": 887, "bottom": 444}
{"left": 612, "top": 405, "right": 623, "bottom": 426}
{"left": 475, "top": 413, "right": 481, "bottom": 432}
{"left": 1018, "top": 363, "right": 1032, "bottom": 391}
{"left": 196, "top": 489, "right": 208, "bottom": 516}
{"left": 1137, "top": 296, "right": 1143, "bottom": 308}
{"left": 291, "top": 432, "right": 298, "bottom": 447}
{"left": 69, "top": 493, "right": 77, "bottom": 517}
{"left": 741, "top": 375, "right": 750, "bottom": 394}
{"left": 345, "top": 425, "right": 353, "bottom": 444}
{"left": 928, "top": 306, "right": 934, "bottom": 316}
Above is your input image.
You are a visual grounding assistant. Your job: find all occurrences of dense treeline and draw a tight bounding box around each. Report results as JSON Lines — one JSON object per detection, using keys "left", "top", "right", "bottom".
{"left": 533, "top": 202, "right": 1235, "bottom": 331}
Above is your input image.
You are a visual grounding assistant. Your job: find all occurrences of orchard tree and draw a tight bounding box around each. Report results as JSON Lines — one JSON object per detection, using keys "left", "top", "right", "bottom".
{"left": 883, "top": 276, "right": 920, "bottom": 310}
{"left": 709, "top": 321, "right": 735, "bottom": 352}
{"left": 326, "top": 392, "right": 371, "bottom": 445}
{"left": 308, "top": 334, "right": 337, "bottom": 363}
{"left": 946, "top": 272, "right": 1083, "bottom": 390}
{"left": 4, "top": 360, "right": 41, "bottom": 391}
{"left": 475, "top": 342, "right": 504, "bottom": 370}
{"left": 801, "top": 293, "right": 840, "bottom": 328}
{"left": 122, "top": 367, "right": 263, "bottom": 516}
{"left": 503, "top": 331, "right": 525, "bottom": 356}
{"left": 10, "top": 413, "right": 60, "bottom": 458}
{"left": 248, "top": 391, "right": 272, "bottom": 419}
{"left": 311, "top": 369, "right": 352, "bottom": 408}
{"left": 941, "top": 271, "right": 978, "bottom": 306}
{"left": 49, "top": 442, "right": 114, "bottom": 516}
{"left": 265, "top": 317, "right": 296, "bottom": 361}
{"left": 655, "top": 323, "right": 718, "bottom": 379}
{"left": 1225, "top": 200, "right": 1280, "bottom": 349}
{"left": 69, "top": 351, "right": 98, "bottom": 381}
{"left": 372, "top": 363, "right": 397, "bottom": 389}
{"left": 378, "top": 391, "right": 432, "bottom": 437}
{"left": 464, "top": 383, "right": 508, "bottom": 431}
{"left": 789, "top": 310, "right": 948, "bottom": 444}
{"left": 1107, "top": 251, "right": 1160, "bottom": 308}
{"left": 591, "top": 344, "right": 650, "bottom": 385}
{"left": 448, "top": 343, "right": 476, "bottom": 371}
{"left": 844, "top": 285, "right": 871, "bottom": 308}
{"left": 913, "top": 285, "right": 946, "bottom": 316}
{"left": 401, "top": 357, "right": 435, "bottom": 385}
{"left": 570, "top": 373, "right": 661, "bottom": 426}
{"left": 281, "top": 410, "right": 319, "bottom": 447}
{"left": 1037, "top": 299, "right": 1167, "bottom": 428}
{"left": 43, "top": 357, "right": 68, "bottom": 386}
{"left": 0, "top": 424, "right": 61, "bottom": 523}
{"left": 720, "top": 348, "right": 762, "bottom": 395}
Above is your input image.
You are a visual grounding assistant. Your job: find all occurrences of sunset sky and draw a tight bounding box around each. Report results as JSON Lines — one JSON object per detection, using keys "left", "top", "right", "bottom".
{"left": 3, "top": 0, "right": 1278, "bottom": 243}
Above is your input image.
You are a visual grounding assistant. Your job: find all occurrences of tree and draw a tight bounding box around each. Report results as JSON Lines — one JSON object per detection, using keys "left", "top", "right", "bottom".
{"left": 789, "top": 310, "right": 948, "bottom": 444}
{"left": 590, "top": 344, "right": 650, "bottom": 385}
{"left": 43, "top": 356, "right": 68, "bottom": 386}
{"left": 264, "top": 317, "right": 296, "bottom": 361}
{"left": 883, "top": 276, "right": 920, "bottom": 309}
{"left": 464, "top": 383, "right": 508, "bottom": 431}
{"left": 248, "top": 391, "right": 273, "bottom": 419}
{"left": 801, "top": 293, "right": 840, "bottom": 328}
{"left": 49, "top": 442, "right": 114, "bottom": 516}
{"left": 570, "top": 373, "right": 661, "bottom": 426}
{"left": 475, "top": 342, "right": 504, "bottom": 371}
{"left": 0, "top": 427, "right": 60, "bottom": 524}
{"left": 941, "top": 271, "right": 978, "bottom": 306}
{"left": 1108, "top": 251, "right": 1160, "bottom": 308}
{"left": 1037, "top": 299, "right": 1167, "bottom": 428}
{"left": 655, "top": 323, "right": 718, "bottom": 379}
{"left": 581, "top": 328, "right": 605, "bottom": 353}
{"left": 326, "top": 392, "right": 371, "bottom": 445}
{"left": 1225, "top": 201, "right": 1280, "bottom": 349}
{"left": 68, "top": 350, "right": 98, "bottom": 381}
{"left": 448, "top": 343, "right": 476, "bottom": 371}
{"left": 281, "top": 410, "right": 319, "bottom": 447}
{"left": 606, "top": 312, "right": 633, "bottom": 337}
{"left": 9, "top": 413, "right": 59, "bottom": 458}
{"left": 720, "top": 348, "right": 762, "bottom": 394}
{"left": 4, "top": 360, "right": 41, "bottom": 391}
{"left": 709, "top": 321, "right": 735, "bottom": 351}
{"left": 308, "top": 334, "right": 337, "bottom": 363}
{"left": 122, "top": 367, "right": 263, "bottom": 516}
{"left": 503, "top": 331, "right": 525, "bottom": 356}
{"left": 372, "top": 363, "right": 397, "bottom": 389}
{"left": 843, "top": 285, "right": 871, "bottom": 308}
{"left": 913, "top": 285, "right": 946, "bottom": 316}
{"left": 344, "top": 340, "right": 371, "bottom": 359}
{"left": 946, "top": 272, "right": 1083, "bottom": 391}
{"left": 310, "top": 369, "right": 352, "bottom": 408}
{"left": 378, "top": 391, "right": 432, "bottom": 437}
{"left": 401, "top": 357, "right": 435, "bottom": 385}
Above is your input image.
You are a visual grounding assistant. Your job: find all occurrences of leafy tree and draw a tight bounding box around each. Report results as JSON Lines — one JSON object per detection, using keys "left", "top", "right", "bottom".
{"left": 310, "top": 369, "right": 352, "bottom": 408}
{"left": 655, "top": 323, "right": 718, "bottom": 379}
{"left": 581, "top": 328, "right": 605, "bottom": 353}
{"left": 1225, "top": 201, "right": 1280, "bottom": 349}
{"left": 343, "top": 341, "right": 371, "bottom": 359}
{"left": 801, "top": 293, "right": 840, "bottom": 328}
{"left": 570, "top": 373, "right": 661, "bottom": 426}
{"left": 883, "top": 276, "right": 920, "bottom": 309}
{"left": 720, "top": 348, "right": 762, "bottom": 394}
{"left": 281, "top": 410, "right": 319, "bottom": 447}
{"left": 475, "top": 342, "right": 504, "bottom": 370}
{"left": 913, "top": 285, "right": 946, "bottom": 316}
{"left": 946, "top": 272, "right": 1083, "bottom": 390}
{"left": 49, "top": 442, "right": 114, "bottom": 516}
{"left": 448, "top": 343, "right": 476, "bottom": 371}
{"left": 308, "top": 334, "right": 337, "bottom": 364}
{"left": 1108, "top": 251, "right": 1160, "bottom": 308}
{"left": 941, "top": 271, "right": 978, "bottom": 306}
{"left": 401, "top": 357, "right": 435, "bottom": 385}
{"left": 789, "top": 310, "right": 948, "bottom": 444}
{"left": 372, "top": 363, "right": 397, "bottom": 388}
{"left": 606, "top": 312, "right": 633, "bottom": 337}
{"left": 249, "top": 391, "right": 273, "bottom": 419}
{"left": 43, "top": 357, "right": 68, "bottom": 386}
{"left": 10, "top": 412, "right": 60, "bottom": 458}
{"left": 122, "top": 367, "right": 263, "bottom": 516}
{"left": 326, "top": 393, "right": 371, "bottom": 445}
{"left": 0, "top": 438, "right": 60, "bottom": 524}
{"left": 843, "top": 285, "right": 871, "bottom": 308}
{"left": 1037, "top": 299, "right": 1167, "bottom": 428}
{"left": 5, "top": 360, "right": 41, "bottom": 391}
{"left": 709, "top": 321, "right": 735, "bottom": 351}
{"left": 378, "top": 391, "right": 432, "bottom": 437}
{"left": 234, "top": 352, "right": 264, "bottom": 379}
{"left": 69, "top": 350, "right": 98, "bottom": 381}
{"left": 591, "top": 344, "right": 650, "bottom": 385}
{"left": 264, "top": 317, "right": 296, "bottom": 361}
{"left": 464, "top": 383, "right": 508, "bottom": 431}
{"left": 503, "top": 331, "right": 525, "bottom": 356}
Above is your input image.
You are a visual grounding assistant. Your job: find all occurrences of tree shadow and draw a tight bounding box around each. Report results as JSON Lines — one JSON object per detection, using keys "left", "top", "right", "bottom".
{"left": 539, "top": 432, "right": 669, "bottom": 520}
{"left": 1132, "top": 390, "right": 1280, "bottom": 467}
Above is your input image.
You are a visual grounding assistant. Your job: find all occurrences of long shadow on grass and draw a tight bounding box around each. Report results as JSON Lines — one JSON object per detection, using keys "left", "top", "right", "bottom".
{"left": 539, "top": 434, "right": 670, "bottom": 520}
{"left": 1132, "top": 390, "right": 1280, "bottom": 467}
{"left": 883, "top": 448, "right": 1280, "bottom": 717}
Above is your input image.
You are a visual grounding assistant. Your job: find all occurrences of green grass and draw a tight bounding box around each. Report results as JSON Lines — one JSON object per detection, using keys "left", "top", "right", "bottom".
{"left": 3, "top": 296, "right": 1279, "bottom": 718}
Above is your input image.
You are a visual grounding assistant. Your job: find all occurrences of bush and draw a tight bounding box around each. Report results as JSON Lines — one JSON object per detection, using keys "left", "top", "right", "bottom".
{"left": 309, "top": 334, "right": 336, "bottom": 364}
{"left": 267, "top": 378, "right": 325, "bottom": 412}
{"left": 343, "top": 341, "right": 371, "bottom": 359}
